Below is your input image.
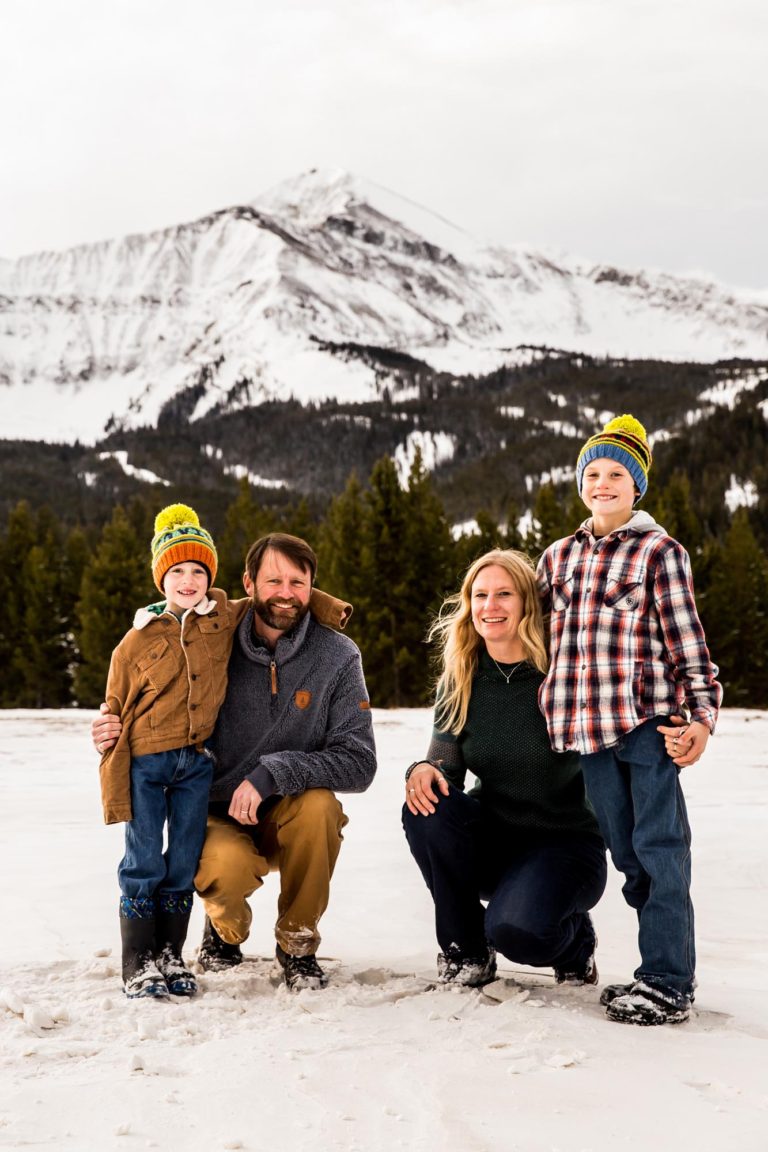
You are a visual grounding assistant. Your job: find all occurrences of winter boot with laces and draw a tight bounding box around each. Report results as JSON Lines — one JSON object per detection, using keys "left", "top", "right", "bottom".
{"left": 275, "top": 944, "right": 328, "bottom": 990}
{"left": 155, "top": 895, "right": 197, "bottom": 996}
{"left": 437, "top": 945, "right": 497, "bottom": 987}
{"left": 605, "top": 979, "right": 692, "bottom": 1026}
{"left": 601, "top": 978, "right": 696, "bottom": 1007}
{"left": 197, "top": 915, "right": 244, "bottom": 972}
{"left": 119, "top": 901, "right": 169, "bottom": 1000}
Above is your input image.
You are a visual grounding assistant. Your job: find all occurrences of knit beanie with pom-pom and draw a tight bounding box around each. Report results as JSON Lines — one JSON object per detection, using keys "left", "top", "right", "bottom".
{"left": 576, "top": 414, "right": 652, "bottom": 500}
{"left": 150, "top": 503, "right": 218, "bottom": 592}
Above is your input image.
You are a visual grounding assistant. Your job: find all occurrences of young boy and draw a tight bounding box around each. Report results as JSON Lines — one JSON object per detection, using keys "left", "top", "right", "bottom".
{"left": 536, "top": 415, "right": 722, "bottom": 1026}
{"left": 100, "top": 503, "right": 236, "bottom": 999}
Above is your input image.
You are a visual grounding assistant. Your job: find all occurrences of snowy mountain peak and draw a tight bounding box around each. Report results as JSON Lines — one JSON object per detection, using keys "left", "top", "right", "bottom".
{"left": 256, "top": 167, "right": 484, "bottom": 263}
{"left": 1, "top": 168, "right": 767, "bottom": 444}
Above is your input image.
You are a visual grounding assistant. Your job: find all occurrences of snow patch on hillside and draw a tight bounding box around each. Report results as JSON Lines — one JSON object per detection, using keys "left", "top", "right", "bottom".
{"left": 393, "top": 430, "right": 456, "bottom": 485}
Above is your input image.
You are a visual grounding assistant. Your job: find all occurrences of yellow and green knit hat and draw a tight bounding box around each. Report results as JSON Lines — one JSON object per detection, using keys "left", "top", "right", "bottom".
{"left": 576, "top": 414, "right": 652, "bottom": 500}
{"left": 151, "top": 503, "right": 218, "bottom": 592}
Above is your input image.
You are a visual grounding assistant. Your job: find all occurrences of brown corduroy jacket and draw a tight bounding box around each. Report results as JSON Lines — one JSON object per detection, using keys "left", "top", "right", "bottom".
{"left": 98, "top": 587, "right": 351, "bottom": 824}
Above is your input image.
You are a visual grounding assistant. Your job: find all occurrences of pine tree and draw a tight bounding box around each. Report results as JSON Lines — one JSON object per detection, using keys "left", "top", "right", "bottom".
{"left": 216, "top": 480, "right": 269, "bottom": 596}
{"left": 317, "top": 472, "right": 367, "bottom": 606}
{"left": 278, "top": 498, "right": 318, "bottom": 549}
{"left": 351, "top": 452, "right": 453, "bottom": 707}
{"left": 14, "top": 543, "right": 75, "bottom": 707}
{"left": 454, "top": 510, "right": 505, "bottom": 575}
{"left": 699, "top": 509, "right": 768, "bottom": 707}
{"left": 63, "top": 526, "right": 92, "bottom": 696}
{"left": 355, "top": 456, "right": 412, "bottom": 706}
{"left": 524, "top": 482, "right": 573, "bottom": 554}
{"left": 0, "top": 502, "right": 39, "bottom": 705}
{"left": 400, "top": 451, "right": 454, "bottom": 701}
{"left": 653, "top": 472, "right": 702, "bottom": 554}
{"left": 74, "top": 507, "right": 154, "bottom": 707}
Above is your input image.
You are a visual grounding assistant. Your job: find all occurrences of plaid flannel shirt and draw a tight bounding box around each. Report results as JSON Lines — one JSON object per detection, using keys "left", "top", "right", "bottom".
{"left": 536, "top": 511, "right": 722, "bottom": 754}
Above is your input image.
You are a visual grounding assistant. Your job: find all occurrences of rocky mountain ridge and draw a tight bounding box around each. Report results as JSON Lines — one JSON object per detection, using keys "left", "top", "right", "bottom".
{"left": 1, "top": 168, "right": 767, "bottom": 445}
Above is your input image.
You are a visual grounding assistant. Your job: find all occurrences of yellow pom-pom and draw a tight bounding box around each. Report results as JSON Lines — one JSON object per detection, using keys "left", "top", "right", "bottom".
{"left": 154, "top": 503, "right": 200, "bottom": 534}
{"left": 603, "top": 414, "right": 647, "bottom": 441}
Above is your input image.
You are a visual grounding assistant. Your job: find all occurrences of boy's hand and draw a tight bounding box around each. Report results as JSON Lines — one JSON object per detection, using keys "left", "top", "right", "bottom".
{"left": 92, "top": 703, "right": 122, "bottom": 754}
{"left": 657, "top": 718, "right": 710, "bottom": 767}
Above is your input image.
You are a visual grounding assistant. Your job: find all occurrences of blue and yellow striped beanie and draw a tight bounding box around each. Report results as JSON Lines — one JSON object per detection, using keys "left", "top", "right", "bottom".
{"left": 151, "top": 503, "right": 218, "bottom": 592}
{"left": 576, "top": 414, "right": 652, "bottom": 500}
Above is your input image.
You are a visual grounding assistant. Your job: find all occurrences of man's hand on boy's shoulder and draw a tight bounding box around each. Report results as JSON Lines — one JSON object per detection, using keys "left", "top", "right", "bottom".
{"left": 657, "top": 717, "right": 710, "bottom": 768}
{"left": 92, "top": 702, "right": 122, "bottom": 754}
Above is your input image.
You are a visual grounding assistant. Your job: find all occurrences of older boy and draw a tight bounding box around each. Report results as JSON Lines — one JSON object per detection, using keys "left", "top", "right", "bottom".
{"left": 537, "top": 415, "right": 722, "bottom": 1026}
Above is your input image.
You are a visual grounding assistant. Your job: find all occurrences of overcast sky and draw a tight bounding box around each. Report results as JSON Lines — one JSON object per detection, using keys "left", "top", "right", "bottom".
{"left": 2, "top": 0, "right": 766, "bottom": 288}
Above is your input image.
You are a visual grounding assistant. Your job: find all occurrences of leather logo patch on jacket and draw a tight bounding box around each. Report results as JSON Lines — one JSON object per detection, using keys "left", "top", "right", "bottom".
{"left": 295, "top": 690, "right": 312, "bottom": 710}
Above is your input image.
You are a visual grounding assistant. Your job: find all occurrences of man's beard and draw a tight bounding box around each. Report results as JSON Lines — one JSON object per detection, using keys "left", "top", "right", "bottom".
{"left": 253, "top": 595, "right": 309, "bottom": 633}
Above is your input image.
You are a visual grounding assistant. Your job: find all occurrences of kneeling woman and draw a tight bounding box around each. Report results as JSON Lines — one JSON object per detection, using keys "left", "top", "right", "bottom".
{"left": 403, "top": 550, "right": 607, "bottom": 987}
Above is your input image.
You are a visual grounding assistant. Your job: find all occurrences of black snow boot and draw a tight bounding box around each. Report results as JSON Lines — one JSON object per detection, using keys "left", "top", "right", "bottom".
{"left": 119, "top": 911, "right": 169, "bottom": 999}
{"left": 155, "top": 899, "right": 197, "bottom": 996}
{"left": 275, "top": 944, "right": 328, "bottom": 991}
{"left": 197, "top": 915, "right": 243, "bottom": 972}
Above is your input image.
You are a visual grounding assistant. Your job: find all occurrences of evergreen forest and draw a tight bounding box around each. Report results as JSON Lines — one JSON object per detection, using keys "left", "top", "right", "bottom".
{"left": 2, "top": 446, "right": 767, "bottom": 712}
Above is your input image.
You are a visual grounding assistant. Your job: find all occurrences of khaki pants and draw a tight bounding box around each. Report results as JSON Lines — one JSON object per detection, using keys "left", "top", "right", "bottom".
{"left": 195, "top": 789, "right": 348, "bottom": 956}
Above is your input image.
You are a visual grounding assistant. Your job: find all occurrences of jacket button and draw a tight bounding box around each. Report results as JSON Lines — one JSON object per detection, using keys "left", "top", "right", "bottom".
{"left": 190, "top": 703, "right": 197, "bottom": 711}
{"left": 190, "top": 733, "right": 197, "bottom": 740}
{"left": 191, "top": 674, "right": 198, "bottom": 680}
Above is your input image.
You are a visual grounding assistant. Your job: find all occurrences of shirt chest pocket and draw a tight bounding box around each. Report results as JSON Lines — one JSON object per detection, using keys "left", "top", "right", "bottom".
{"left": 604, "top": 563, "right": 648, "bottom": 612}
{"left": 551, "top": 559, "right": 580, "bottom": 611}
{"left": 135, "top": 636, "right": 175, "bottom": 692}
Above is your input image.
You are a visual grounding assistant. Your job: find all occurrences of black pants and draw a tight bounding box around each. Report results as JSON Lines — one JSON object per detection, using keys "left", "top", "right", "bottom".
{"left": 403, "top": 786, "right": 607, "bottom": 969}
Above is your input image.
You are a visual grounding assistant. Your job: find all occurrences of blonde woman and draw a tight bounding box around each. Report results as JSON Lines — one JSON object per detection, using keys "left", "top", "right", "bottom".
{"left": 403, "top": 550, "right": 607, "bottom": 987}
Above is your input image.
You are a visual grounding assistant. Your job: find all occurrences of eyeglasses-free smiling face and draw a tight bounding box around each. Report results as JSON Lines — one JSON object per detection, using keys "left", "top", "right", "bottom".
{"left": 243, "top": 548, "right": 312, "bottom": 637}
{"left": 162, "top": 562, "right": 209, "bottom": 615}
{"left": 580, "top": 458, "right": 638, "bottom": 531}
{"left": 470, "top": 564, "right": 525, "bottom": 658}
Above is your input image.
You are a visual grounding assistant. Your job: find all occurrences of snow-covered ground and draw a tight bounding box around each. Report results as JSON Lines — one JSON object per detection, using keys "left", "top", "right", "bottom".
{"left": 1, "top": 708, "right": 766, "bottom": 1151}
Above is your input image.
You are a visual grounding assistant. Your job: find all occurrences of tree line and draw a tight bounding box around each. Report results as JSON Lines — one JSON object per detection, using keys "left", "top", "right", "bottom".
{"left": 1, "top": 453, "right": 767, "bottom": 711}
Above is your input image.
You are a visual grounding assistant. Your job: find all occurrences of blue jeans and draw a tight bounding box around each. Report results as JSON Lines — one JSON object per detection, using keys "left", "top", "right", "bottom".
{"left": 118, "top": 746, "right": 213, "bottom": 904}
{"left": 579, "top": 716, "right": 695, "bottom": 996}
{"left": 403, "top": 786, "right": 607, "bottom": 970}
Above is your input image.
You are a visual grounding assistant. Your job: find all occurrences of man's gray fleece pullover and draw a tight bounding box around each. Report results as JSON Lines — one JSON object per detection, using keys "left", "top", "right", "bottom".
{"left": 207, "top": 609, "right": 377, "bottom": 802}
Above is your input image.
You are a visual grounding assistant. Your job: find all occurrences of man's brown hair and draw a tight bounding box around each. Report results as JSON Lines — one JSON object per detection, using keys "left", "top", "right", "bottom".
{"left": 244, "top": 533, "right": 318, "bottom": 585}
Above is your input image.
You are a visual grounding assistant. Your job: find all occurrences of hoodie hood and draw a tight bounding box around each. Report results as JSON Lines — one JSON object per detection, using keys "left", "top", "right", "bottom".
{"left": 577, "top": 509, "right": 667, "bottom": 542}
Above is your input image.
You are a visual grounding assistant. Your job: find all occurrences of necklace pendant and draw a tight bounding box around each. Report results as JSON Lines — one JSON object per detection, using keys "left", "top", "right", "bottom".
{"left": 491, "top": 656, "right": 523, "bottom": 683}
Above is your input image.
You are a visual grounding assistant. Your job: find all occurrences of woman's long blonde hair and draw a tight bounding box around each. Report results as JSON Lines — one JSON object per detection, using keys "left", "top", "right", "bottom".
{"left": 428, "top": 549, "right": 548, "bottom": 735}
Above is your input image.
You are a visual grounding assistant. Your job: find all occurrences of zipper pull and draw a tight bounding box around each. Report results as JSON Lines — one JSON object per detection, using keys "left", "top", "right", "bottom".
{"left": 270, "top": 660, "right": 278, "bottom": 696}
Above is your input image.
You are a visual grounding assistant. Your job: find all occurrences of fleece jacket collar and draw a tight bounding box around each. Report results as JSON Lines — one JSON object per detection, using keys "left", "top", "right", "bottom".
{"left": 237, "top": 606, "right": 312, "bottom": 666}
{"left": 132, "top": 595, "right": 217, "bottom": 631}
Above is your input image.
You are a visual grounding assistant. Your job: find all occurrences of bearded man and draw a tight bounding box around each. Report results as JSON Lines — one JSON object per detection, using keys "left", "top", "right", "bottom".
{"left": 93, "top": 533, "right": 376, "bottom": 990}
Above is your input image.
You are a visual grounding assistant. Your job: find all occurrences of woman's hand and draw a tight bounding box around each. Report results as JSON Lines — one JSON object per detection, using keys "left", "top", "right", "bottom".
{"left": 657, "top": 718, "right": 710, "bottom": 767}
{"left": 405, "top": 764, "right": 450, "bottom": 816}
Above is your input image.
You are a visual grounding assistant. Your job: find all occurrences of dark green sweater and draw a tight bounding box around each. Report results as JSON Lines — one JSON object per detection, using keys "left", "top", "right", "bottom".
{"left": 428, "top": 650, "right": 601, "bottom": 839}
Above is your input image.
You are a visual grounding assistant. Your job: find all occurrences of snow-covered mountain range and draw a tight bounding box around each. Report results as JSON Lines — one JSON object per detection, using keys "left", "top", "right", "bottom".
{"left": 1, "top": 167, "right": 767, "bottom": 444}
